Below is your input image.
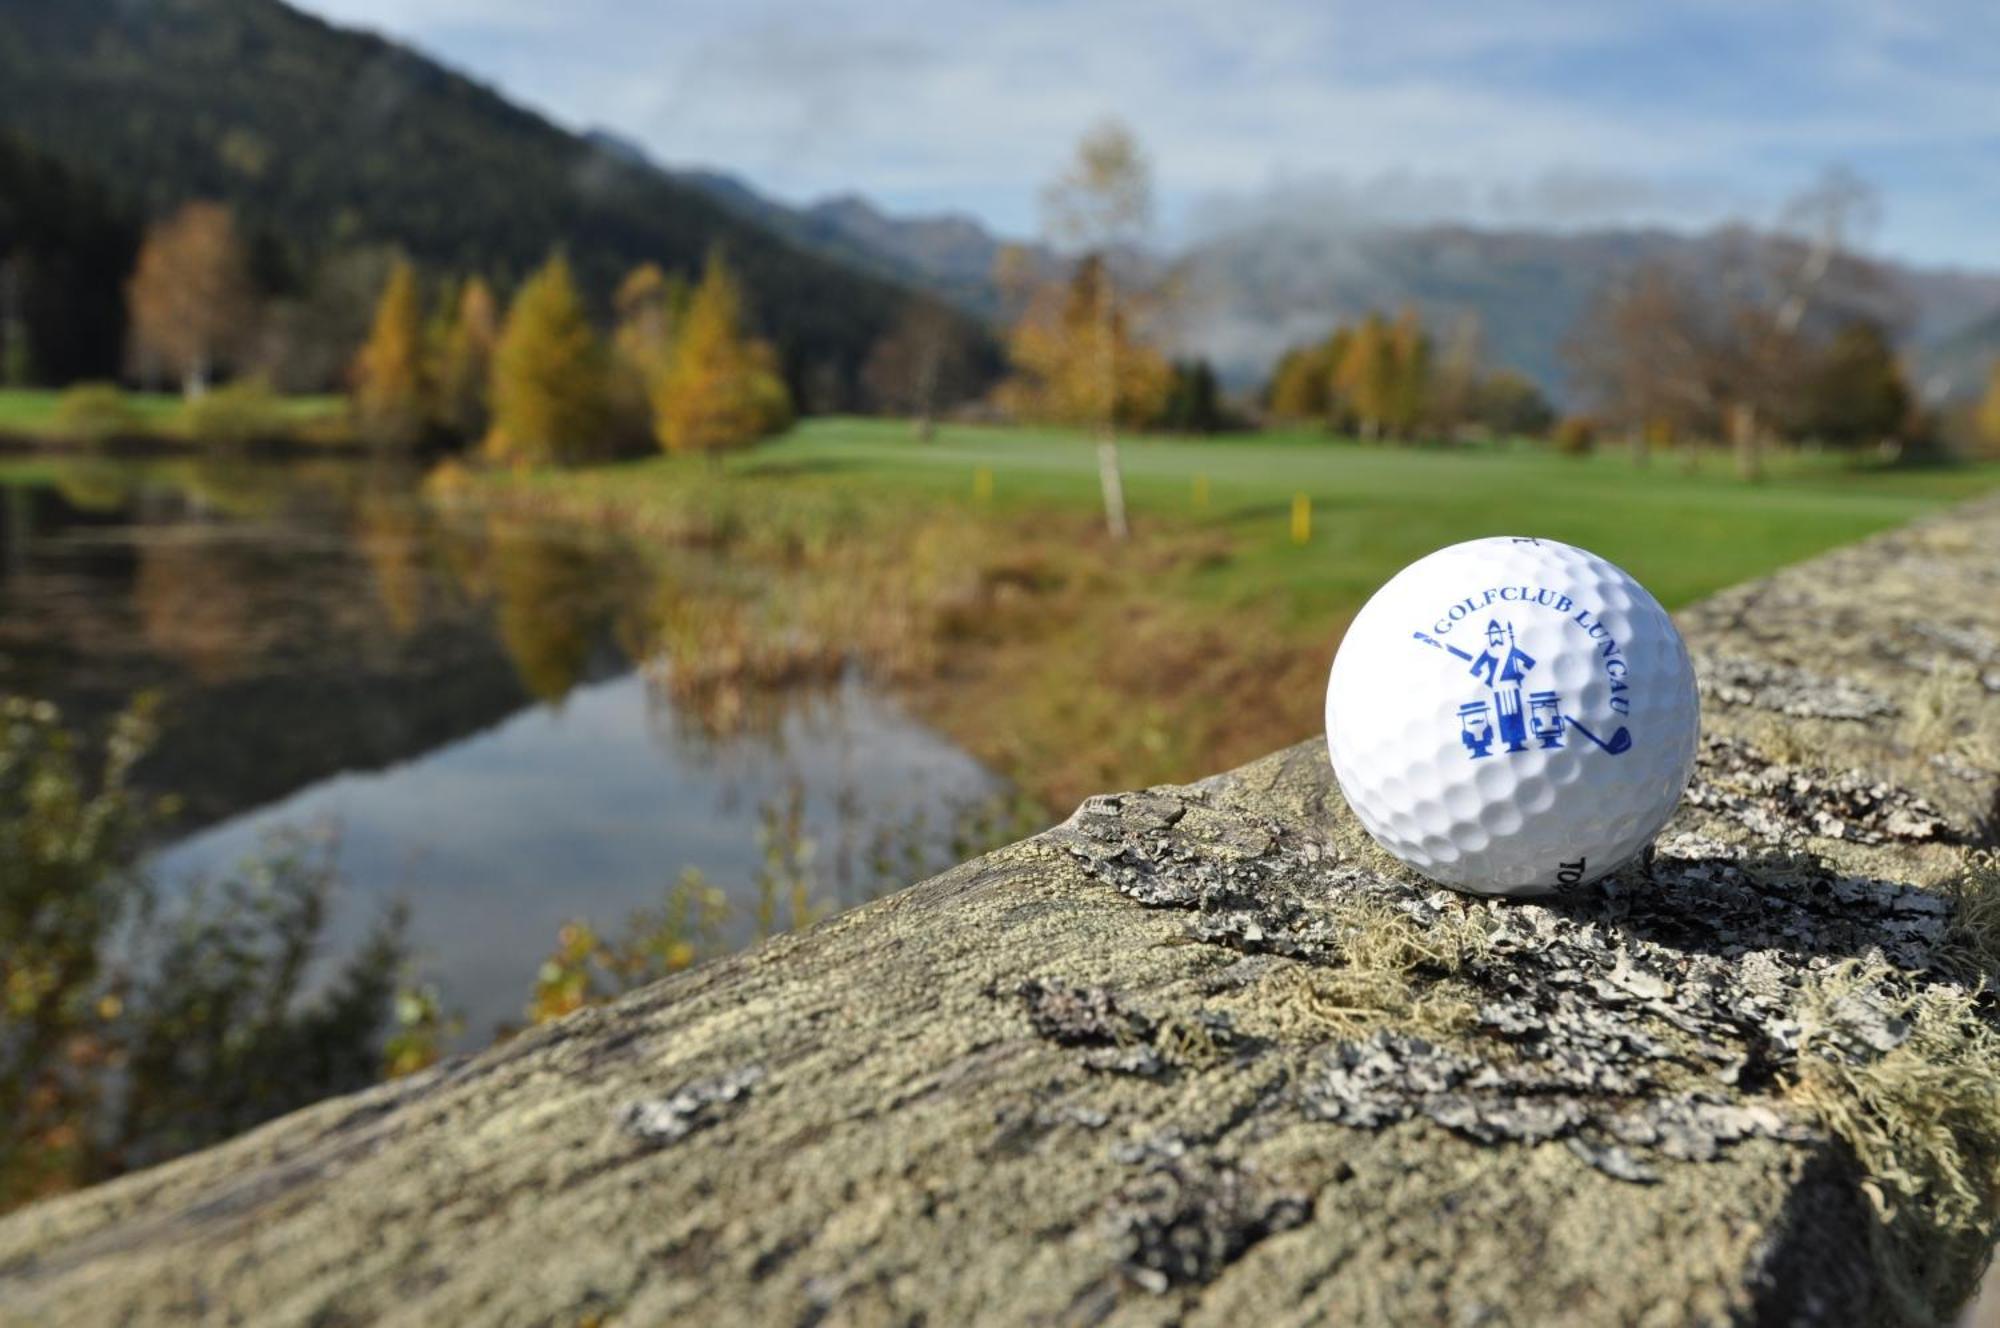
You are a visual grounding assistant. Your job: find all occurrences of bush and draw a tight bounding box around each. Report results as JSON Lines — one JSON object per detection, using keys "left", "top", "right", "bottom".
{"left": 181, "top": 379, "right": 290, "bottom": 447}
{"left": 1552, "top": 416, "right": 1597, "bottom": 457}
{"left": 50, "top": 382, "right": 141, "bottom": 445}
{"left": 0, "top": 694, "right": 424, "bottom": 1210}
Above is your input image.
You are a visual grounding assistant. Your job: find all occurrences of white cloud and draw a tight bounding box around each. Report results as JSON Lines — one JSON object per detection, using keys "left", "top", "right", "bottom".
{"left": 288, "top": 0, "right": 2000, "bottom": 265}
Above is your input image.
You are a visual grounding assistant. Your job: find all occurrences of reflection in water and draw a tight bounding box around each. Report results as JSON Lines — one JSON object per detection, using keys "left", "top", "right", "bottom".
{"left": 154, "top": 670, "right": 998, "bottom": 1044}
{"left": 0, "top": 457, "right": 1013, "bottom": 1044}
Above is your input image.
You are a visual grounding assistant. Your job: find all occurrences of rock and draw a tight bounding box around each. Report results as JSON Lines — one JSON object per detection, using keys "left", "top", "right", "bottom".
{"left": 1, "top": 500, "right": 1998, "bottom": 1327}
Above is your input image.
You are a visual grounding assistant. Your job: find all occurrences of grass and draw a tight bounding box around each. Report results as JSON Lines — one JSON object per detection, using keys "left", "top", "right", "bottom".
{"left": 0, "top": 387, "right": 346, "bottom": 442}
{"left": 565, "top": 417, "right": 2000, "bottom": 626}
{"left": 458, "top": 418, "right": 2000, "bottom": 809}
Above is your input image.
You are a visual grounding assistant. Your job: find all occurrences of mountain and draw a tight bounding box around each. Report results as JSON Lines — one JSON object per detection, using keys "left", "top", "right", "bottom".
{"left": 633, "top": 145, "right": 2000, "bottom": 405}
{"left": 586, "top": 131, "right": 1036, "bottom": 321}
{"left": 1178, "top": 220, "right": 2000, "bottom": 401}
{"left": 1919, "top": 307, "right": 2000, "bottom": 400}
{"left": 0, "top": 0, "right": 983, "bottom": 400}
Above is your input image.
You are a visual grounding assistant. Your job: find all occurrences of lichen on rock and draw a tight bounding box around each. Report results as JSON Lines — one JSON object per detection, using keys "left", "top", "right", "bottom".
{"left": 1, "top": 498, "right": 1998, "bottom": 1327}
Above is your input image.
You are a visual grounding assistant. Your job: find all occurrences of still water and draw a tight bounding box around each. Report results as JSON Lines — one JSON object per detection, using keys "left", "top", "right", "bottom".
{"left": 0, "top": 457, "right": 1006, "bottom": 1042}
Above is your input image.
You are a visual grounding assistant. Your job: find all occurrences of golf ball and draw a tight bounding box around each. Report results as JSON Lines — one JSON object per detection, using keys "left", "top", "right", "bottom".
{"left": 1325, "top": 537, "right": 1698, "bottom": 896}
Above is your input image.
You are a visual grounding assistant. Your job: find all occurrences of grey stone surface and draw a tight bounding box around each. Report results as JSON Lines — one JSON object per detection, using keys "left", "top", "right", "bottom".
{"left": 2, "top": 499, "right": 1998, "bottom": 1327}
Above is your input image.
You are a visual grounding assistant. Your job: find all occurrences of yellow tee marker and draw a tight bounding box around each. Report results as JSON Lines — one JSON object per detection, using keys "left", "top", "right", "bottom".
{"left": 1193, "top": 473, "right": 1210, "bottom": 511}
{"left": 972, "top": 466, "right": 994, "bottom": 504}
{"left": 1291, "top": 491, "right": 1311, "bottom": 544}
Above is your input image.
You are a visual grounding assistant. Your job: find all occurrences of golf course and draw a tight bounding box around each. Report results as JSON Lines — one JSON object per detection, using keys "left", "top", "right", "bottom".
{"left": 457, "top": 416, "right": 2000, "bottom": 808}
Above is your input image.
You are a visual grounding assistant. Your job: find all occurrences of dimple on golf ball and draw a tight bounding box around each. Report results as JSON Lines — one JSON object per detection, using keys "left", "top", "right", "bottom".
{"left": 1325, "top": 537, "right": 1699, "bottom": 896}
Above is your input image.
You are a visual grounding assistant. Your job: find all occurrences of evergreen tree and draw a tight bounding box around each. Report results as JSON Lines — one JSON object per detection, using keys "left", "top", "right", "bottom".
{"left": 651, "top": 252, "right": 791, "bottom": 459}
{"left": 1159, "top": 359, "right": 1229, "bottom": 434}
{"left": 352, "top": 258, "right": 428, "bottom": 447}
{"left": 485, "top": 253, "right": 608, "bottom": 466}
{"left": 1800, "top": 321, "right": 1909, "bottom": 448}
{"left": 434, "top": 277, "right": 498, "bottom": 442}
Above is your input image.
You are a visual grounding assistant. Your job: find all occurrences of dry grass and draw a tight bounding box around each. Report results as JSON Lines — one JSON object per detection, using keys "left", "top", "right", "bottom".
{"left": 1261, "top": 894, "right": 1494, "bottom": 1041}
{"left": 1785, "top": 960, "right": 2000, "bottom": 1323}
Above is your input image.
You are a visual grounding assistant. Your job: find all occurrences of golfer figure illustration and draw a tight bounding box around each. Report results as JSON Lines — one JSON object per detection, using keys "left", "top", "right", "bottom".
{"left": 1469, "top": 620, "right": 1537, "bottom": 754}
{"left": 1408, "top": 617, "right": 1633, "bottom": 759}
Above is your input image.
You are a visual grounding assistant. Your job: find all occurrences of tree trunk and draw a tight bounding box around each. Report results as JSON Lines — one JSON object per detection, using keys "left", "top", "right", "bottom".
{"left": 1095, "top": 269, "right": 1129, "bottom": 541}
{"left": 1729, "top": 402, "right": 1763, "bottom": 481}
{"left": 916, "top": 348, "right": 939, "bottom": 444}
{"left": 1096, "top": 436, "right": 1129, "bottom": 541}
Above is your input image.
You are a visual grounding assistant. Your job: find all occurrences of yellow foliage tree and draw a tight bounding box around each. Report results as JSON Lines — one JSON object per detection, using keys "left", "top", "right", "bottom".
{"left": 1385, "top": 306, "right": 1432, "bottom": 438}
{"left": 1976, "top": 359, "right": 2000, "bottom": 459}
{"left": 611, "top": 263, "right": 686, "bottom": 447}
{"left": 651, "top": 252, "right": 791, "bottom": 459}
{"left": 435, "top": 277, "right": 498, "bottom": 442}
{"left": 1336, "top": 314, "right": 1393, "bottom": 439}
{"left": 1035, "top": 120, "right": 1160, "bottom": 540}
{"left": 353, "top": 258, "right": 428, "bottom": 447}
{"left": 485, "top": 253, "right": 608, "bottom": 466}
{"left": 1000, "top": 255, "right": 1171, "bottom": 433}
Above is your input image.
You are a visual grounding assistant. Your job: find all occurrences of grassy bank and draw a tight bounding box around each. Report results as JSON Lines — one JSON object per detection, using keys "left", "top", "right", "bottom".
{"left": 459, "top": 417, "right": 2000, "bottom": 810}
{"left": 0, "top": 387, "right": 348, "bottom": 447}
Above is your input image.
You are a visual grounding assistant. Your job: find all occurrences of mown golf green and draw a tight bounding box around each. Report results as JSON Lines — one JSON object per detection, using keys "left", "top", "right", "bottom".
{"left": 562, "top": 415, "right": 2000, "bottom": 622}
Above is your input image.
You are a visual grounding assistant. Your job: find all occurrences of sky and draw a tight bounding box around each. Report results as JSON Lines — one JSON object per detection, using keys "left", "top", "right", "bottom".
{"left": 294, "top": 0, "right": 2000, "bottom": 268}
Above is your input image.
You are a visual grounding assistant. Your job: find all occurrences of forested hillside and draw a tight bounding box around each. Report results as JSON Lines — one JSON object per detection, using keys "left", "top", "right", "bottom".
{"left": 0, "top": 0, "right": 985, "bottom": 400}
{"left": 0, "top": 133, "right": 136, "bottom": 384}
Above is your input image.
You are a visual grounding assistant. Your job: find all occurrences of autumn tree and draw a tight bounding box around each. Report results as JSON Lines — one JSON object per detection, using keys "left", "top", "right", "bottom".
{"left": 1384, "top": 307, "right": 1432, "bottom": 438}
{"left": 1265, "top": 340, "right": 1338, "bottom": 422}
{"left": 434, "top": 277, "right": 498, "bottom": 441}
{"left": 610, "top": 263, "right": 686, "bottom": 447}
{"left": 1038, "top": 119, "right": 1158, "bottom": 540}
{"left": 1335, "top": 314, "right": 1394, "bottom": 439}
{"left": 1428, "top": 313, "right": 1484, "bottom": 435}
{"left": 352, "top": 258, "right": 428, "bottom": 447}
{"left": 999, "top": 255, "right": 1171, "bottom": 437}
{"left": 651, "top": 251, "right": 791, "bottom": 459}
{"left": 125, "top": 202, "right": 256, "bottom": 399}
{"left": 1977, "top": 360, "right": 2000, "bottom": 459}
{"left": 1567, "top": 262, "right": 1727, "bottom": 462}
{"left": 1569, "top": 170, "right": 1895, "bottom": 477}
{"left": 862, "top": 298, "right": 974, "bottom": 441}
{"left": 485, "top": 253, "right": 609, "bottom": 466}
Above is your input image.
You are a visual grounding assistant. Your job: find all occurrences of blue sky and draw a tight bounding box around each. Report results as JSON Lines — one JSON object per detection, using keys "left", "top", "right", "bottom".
{"left": 296, "top": 0, "right": 2000, "bottom": 268}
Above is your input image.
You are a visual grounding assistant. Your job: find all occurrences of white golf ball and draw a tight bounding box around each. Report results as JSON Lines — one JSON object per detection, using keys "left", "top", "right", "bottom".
{"left": 1325, "top": 537, "right": 1698, "bottom": 896}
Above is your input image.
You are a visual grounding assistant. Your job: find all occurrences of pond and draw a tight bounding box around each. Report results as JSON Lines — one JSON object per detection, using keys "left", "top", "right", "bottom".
{"left": 0, "top": 456, "right": 1013, "bottom": 1043}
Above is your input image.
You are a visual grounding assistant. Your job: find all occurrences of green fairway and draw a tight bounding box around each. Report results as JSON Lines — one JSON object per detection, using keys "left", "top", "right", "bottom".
{"left": 603, "top": 416, "right": 2000, "bottom": 625}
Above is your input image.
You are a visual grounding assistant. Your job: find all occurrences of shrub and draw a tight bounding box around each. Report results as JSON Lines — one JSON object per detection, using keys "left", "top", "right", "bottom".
{"left": 0, "top": 694, "right": 419, "bottom": 1209}
{"left": 181, "top": 379, "right": 289, "bottom": 447}
{"left": 50, "top": 382, "right": 141, "bottom": 445}
{"left": 1552, "top": 416, "right": 1596, "bottom": 457}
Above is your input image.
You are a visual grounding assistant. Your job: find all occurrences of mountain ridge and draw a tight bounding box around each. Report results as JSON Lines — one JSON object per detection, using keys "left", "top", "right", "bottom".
{"left": 0, "top": 0, "right": 979, "bottom": 401}
{"left": 658, "top": 151, "right": 2000, "bottom": 401}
